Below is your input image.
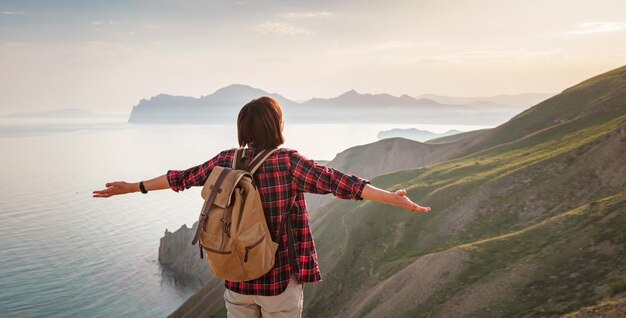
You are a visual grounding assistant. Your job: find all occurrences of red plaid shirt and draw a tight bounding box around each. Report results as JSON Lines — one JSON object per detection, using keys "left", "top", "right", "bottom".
{"left": 166, "top": 147, "right": 370, "bottom": 296}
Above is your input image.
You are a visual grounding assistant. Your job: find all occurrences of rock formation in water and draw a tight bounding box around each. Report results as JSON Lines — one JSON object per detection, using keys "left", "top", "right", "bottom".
{"left": 159, "top": 223, "right": 211, "bottom": 283}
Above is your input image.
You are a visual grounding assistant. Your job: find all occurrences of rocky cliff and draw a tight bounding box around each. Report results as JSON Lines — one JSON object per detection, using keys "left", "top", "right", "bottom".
{"left": 159, "top": 223, "right": 226, "bottom": 317}
{"left": 159, "top": 223, "right": 212, "bottom": 284}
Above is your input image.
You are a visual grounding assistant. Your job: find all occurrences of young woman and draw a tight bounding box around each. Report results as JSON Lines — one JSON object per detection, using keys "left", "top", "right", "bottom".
{"left": 93, "top": 96, "right": 430, "bottom": 318}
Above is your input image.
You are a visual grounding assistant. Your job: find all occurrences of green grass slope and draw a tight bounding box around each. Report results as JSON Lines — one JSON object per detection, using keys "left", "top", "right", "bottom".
{"left": 452, "top": 65, "right": 626, "bottom": 155}
{"left": 303, "top": 65, "right": 626, "bottom": 317}
{"left": 346, "top": 193, "right": 625, "bottom": 318}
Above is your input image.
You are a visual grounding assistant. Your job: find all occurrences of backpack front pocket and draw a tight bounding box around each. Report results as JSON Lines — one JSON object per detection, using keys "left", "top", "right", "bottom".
{"left": 238, "top": 223, "right": 279, "bottom": 280}
{"left": 201, "top": 233, "right": 244, "bottom": 281}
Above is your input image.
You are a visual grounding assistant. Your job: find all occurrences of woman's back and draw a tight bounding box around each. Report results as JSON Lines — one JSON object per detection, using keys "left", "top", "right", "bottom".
{"left": 166, "top": 147, "right": 370, "bottom": 296}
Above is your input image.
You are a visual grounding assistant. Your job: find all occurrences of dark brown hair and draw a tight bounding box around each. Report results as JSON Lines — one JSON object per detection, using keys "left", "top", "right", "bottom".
{"left": 237, "top": 96, "right": 285, "bottom": 149}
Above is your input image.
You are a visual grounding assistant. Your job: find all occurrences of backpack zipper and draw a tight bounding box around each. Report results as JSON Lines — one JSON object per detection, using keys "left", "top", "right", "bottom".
{"left": 243, "top": 235, "right": 265, "bottom": 263}
{"left": 201, "top": 243, "right": 232, "bottom": 255}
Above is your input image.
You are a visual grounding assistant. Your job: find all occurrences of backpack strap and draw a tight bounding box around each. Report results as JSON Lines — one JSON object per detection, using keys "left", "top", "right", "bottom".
{"left": 275, "top": 195, "right": 298, "bottom": 277}
{"left": 248, "top": 148, "right": 278, "bottom": 174}
{"left": 191, "top": 167, "right": 230, "bottom": 246}
{"left": 232, "top": 148, "right": 245, "bottom": 170}
{"left": 232, "top": 147, "right": 278, "bottom": 174}
{"left": 274, "top": 198, "right": 294, "bottom": 244}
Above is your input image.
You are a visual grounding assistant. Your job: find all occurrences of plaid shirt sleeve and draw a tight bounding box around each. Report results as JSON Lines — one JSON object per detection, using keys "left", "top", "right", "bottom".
{"left": 166, "top": 150, "right": 228, "bottom": 192}
{"left": 289, "top": 150, "right": 370, "bottom": 200}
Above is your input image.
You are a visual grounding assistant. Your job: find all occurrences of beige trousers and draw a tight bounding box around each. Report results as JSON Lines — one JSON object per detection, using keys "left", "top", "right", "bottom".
{"left": 224, "top": 275, "right": 303, "bottom": 318}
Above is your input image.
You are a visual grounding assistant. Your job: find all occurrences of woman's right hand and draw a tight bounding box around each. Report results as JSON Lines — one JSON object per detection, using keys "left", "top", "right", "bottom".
{"left": 391, "top": 189, "right": 431, "bottom": 213}
{"left": 361, "top": 184, "right": 431, "bottom": 213}
{"left": 92, "top": 181, "right": 138, "bottom": 198}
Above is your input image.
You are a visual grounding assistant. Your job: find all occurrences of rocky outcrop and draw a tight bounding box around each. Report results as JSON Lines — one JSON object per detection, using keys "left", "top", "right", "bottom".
{"left": 159, "top": 223, "right": 211, "bottom": 283}
{"left": 160, "top": 224, "right": 227, "bottom": 318}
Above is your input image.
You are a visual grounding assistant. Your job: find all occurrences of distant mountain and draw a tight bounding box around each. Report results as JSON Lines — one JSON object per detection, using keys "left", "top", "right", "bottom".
{"left": 3, "top": 108, "right": 102, "bottom": 118}
{"left": 289, "top": 90, "right": 496, "bottom": 124}
{"left": 128, "top": 84, "right": 296, "bottom": 124}
{"left": 419, "top": 92, "right": 553, "bottom": 108}
{"left": 166, "top": 65, "right": 626, "bottom": 317}
{"left": 377, "top": 128, "right": 462, "bottom": 142}
{"left": 128, "top": 86, "right": 543, "bottom": 125}
{"left": 302, "top": 89, "right": 449, "bottom": 108}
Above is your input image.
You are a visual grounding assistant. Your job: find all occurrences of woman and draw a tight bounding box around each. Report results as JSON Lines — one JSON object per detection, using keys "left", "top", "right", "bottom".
{"left": 93, "top": 96, "right": 430, "bottom": 317}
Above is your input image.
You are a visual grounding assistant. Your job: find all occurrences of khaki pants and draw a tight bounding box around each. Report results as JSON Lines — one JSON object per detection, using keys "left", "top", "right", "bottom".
{"left": 224, "top": 275, "right": 303, "bottom": 318}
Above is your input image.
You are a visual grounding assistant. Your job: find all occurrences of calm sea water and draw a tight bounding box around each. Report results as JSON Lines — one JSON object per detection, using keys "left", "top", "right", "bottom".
{"left": 0, "top": 117, "right": 490, "bottom": 317}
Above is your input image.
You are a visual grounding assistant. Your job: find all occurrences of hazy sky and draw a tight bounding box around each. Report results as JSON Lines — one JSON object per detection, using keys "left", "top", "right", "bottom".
{"left": 1, "top": 0, "right": 625, "bottom": 113}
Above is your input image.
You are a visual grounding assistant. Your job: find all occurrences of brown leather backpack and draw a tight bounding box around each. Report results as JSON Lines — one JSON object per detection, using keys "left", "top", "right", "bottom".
{"left": 190, "top": 148, "right": 280, "bottom": 282}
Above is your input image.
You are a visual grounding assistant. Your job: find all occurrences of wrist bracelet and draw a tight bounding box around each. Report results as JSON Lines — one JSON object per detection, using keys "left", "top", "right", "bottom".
{"left": 139, "top": 181, "right": 148, "bottom": 194}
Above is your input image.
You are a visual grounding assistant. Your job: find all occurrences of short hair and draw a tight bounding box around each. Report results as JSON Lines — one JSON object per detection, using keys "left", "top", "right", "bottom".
{"left": 237, "top": 96, "right": 285, "bottom": 149}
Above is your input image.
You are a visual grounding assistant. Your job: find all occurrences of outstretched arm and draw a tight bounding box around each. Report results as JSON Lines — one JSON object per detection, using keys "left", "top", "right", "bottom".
{"left": 361, "top": 184, "right": 430, "bottom": 213}
{"left": 289, "top": 150, "right": 430, "bottom": 213}
{"left": 93, "top": 150, "right": 228, "bottom": 198}
{"left": 92, "top": 174, "right": 170, "bottom": 198}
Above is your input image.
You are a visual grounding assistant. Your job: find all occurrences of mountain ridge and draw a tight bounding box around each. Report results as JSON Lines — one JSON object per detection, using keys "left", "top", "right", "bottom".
{"left": 128, "top": 85, "right": 549, "bottom": 125}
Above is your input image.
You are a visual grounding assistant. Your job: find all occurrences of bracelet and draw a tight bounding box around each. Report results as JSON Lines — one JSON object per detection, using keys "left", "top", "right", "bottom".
{"left": 139, "top": 181, "right": 148, "bottom": 194}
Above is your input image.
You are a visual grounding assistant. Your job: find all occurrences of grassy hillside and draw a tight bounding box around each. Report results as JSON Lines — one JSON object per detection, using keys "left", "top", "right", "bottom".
{"left": 452, "top": 65, "right": 626, "bottom": 155}
{"left": 345, "top": 193, "right": 625, "bottom": 318}
{"left": 306, "top": 117, "right": 625, "bottom": 317}
{"left": 303, "top": 65, "right": 626, "bottom": 317}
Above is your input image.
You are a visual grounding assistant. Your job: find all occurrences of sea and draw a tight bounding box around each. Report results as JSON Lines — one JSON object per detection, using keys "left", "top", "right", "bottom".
{"left": 0, "top": 115, "right": 490, "bottom": 317}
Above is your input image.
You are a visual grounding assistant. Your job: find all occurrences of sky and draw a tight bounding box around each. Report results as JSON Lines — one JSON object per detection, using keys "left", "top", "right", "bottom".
{"left": 1, "top": 0, "right": 625, "bottom": 113}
